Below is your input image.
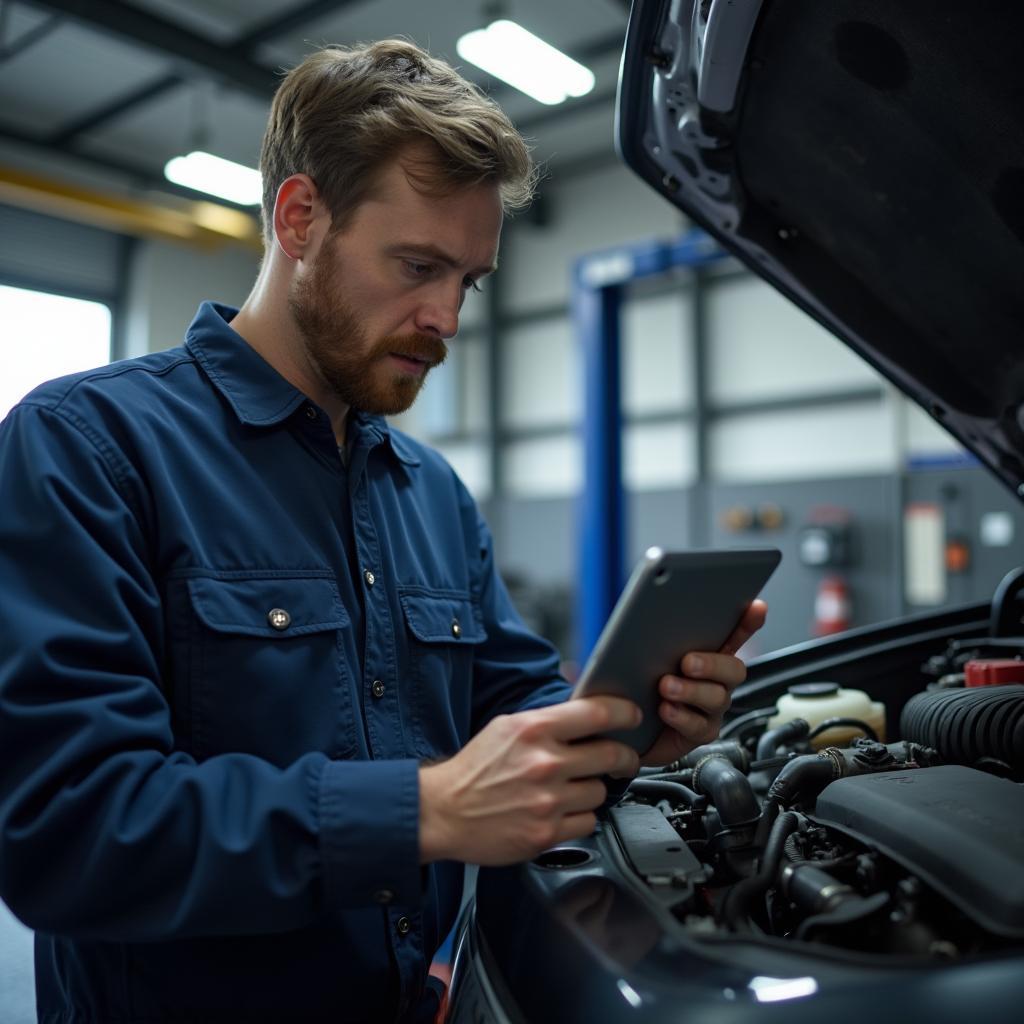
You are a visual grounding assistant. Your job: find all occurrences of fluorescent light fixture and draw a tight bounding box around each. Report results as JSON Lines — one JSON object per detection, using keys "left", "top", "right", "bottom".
{"left": 164, "top": 151, "right": 262, "bottom": 206}
{"left": 748, "top": 976, "right": 819, "bottom": 1003}
{"left": 615, "top": 979, "right": 643, "bottom": 1010}
{"left": 456, "top": 19, "right": 595, "bottom": 105}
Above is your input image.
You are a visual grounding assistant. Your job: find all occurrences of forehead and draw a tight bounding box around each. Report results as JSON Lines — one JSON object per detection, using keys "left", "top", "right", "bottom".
{"left": 340, "top": 151, "right": 504, "bottom": 261}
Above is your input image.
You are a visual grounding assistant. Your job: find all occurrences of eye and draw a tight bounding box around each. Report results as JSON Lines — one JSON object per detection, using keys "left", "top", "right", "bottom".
{"left": 463, "top": 276, "right": 483, "bottom": 293}
{"left": 403, "top": 260, "right": 434, "bottom": 279}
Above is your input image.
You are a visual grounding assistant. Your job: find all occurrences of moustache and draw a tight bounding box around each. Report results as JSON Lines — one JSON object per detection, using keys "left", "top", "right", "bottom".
{"left": 376, "top": 333, "right": 448, "bottom": 369}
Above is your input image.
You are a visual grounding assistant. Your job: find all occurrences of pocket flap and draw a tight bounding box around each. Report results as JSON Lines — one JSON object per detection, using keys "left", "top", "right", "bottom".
{"left": 398, "top": 588, "right": 487, "bottom": 645}
{"left": 187, "top": 575, "right": 348, "bottom": 637}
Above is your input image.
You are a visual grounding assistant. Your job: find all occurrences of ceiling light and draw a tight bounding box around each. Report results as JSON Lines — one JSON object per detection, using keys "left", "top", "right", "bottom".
{"left": 163, "top": 151, "right": 262, "bottom": 206}
{"left": 456, "top": 20, "right": 595, "bottom": 105}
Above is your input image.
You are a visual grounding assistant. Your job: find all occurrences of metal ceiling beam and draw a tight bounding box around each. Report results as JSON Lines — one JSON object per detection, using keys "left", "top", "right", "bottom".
{"left": 36, "top": 1, "right": 368, "bottom": 149}
{"left": 0, "top": 9, "right": 62, "bottom": 62}
{"left": 230, "top": 0, "right": 366, "bottom": 52}
{"left": 50, "top": 71, "right": 184, "bottom": 146}
{"left": 33, "top": 1, "right": 623, "bottom": 152}
{"left": 0, "top": 120, "right": 255, "bottom": 210}
{"left": 6, "top": 3, "right": 620, "bottom": 208}
{"left": 25, "top": 0, "right": 279, "bottom": 96}
{"left": 0, "top": 162, "right": 261, "bottom": 248}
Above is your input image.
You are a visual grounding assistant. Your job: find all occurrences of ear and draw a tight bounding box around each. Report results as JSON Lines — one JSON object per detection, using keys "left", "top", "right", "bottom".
{"left": 273, "top": 173, "right": 329, "bottom": 261}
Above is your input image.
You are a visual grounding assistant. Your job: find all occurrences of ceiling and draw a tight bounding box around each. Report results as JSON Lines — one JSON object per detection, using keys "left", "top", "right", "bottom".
{"left": 0, "top": 0, "right": 631, "bottom": 235}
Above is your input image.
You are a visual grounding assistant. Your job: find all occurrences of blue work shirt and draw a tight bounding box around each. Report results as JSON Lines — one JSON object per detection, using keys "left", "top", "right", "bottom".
{"left": 0, "top": 302, "right": 571, "bottom": 1023}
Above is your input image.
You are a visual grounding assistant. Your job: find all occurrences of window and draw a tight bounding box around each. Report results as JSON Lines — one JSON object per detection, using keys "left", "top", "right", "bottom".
{"left": 0, "top": 285, "right": 112, "bottom": 421}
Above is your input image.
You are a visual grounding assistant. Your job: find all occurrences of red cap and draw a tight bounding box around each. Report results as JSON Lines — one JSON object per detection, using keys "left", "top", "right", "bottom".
{"left": 964, "top": 659, "right": 1024, "bottom": 687}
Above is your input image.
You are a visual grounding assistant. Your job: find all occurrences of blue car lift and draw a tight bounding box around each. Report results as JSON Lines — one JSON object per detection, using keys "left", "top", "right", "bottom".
{"left": 574, "top": 229, "right": 728, "bottom": 662}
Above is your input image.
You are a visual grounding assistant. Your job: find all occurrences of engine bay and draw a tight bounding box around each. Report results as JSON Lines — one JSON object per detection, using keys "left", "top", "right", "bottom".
{"left": 612, "top": 644, "right": 1024, "bottom": 961}
{"left": 451, "top": 577, "right": 1024, "bottom": 1023}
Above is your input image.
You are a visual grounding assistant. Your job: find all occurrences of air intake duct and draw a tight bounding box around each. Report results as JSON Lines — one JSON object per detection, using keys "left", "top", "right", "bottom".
{"left": 900, "top": 684, "right": 1024, "bottom": 773}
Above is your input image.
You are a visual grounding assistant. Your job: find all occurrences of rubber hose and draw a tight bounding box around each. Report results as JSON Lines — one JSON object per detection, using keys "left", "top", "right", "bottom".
{"left": 626, "top": 779, "right": 702, "bottom": 806}
{"left": 766, "top": 752, "right": 841, "bottom": 807}
{"left": 756, "top": 718, "right": 810, "bottom": 761}
{"left": 666, "top": 740, "right": 749, "bottom": 774}
{"left": 806, "top": 717, "right": 878, "bottom": 743}
{"left": 692, "top": 755, "right": 760, "bottom": 827}
{"left": 720, "top": 707, "right": 777, "bottom": 740}
{"left": 752, "top": 798, "right": 780, "bottom": 851}
{"left": 900, "top": 684, "right": 1024, "bottom": 771}
{"left": 722, "top": 811, "right": 801, "bottom": 931}
{"left": 637, "top": 770, "right": 696, "bottom": 787}
{"left": 783, "top": 831, "right": 802, "bottom": 863}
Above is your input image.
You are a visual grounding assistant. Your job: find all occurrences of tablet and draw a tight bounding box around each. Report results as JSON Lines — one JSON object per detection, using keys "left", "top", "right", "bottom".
{"left": 572, "top": 547, "right": 781, "bottom": 753}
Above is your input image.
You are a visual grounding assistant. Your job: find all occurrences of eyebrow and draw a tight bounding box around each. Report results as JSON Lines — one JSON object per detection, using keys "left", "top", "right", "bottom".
{"left": 388, "top": 242, "right": 498, "bottom": 277}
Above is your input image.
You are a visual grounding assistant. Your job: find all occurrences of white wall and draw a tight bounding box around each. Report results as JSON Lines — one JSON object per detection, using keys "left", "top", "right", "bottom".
{"left": 622, "top": 290, "right": 695, "bottom": 415}
{"left": 705, "top": 275, "right": 879, "bottom": 405}
{"left": 504, "top": 162, "right": 687, "bottom": 312}
{"left": 124, "top": 238, "right": 259, "bottom": 356}
{"left": 503, "top": 317, "right": 579, "bottom": 429}
{"left": 475, "top": 164, "right": 696, "bottom": 499}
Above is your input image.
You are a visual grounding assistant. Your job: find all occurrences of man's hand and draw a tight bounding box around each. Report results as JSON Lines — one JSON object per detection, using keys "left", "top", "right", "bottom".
{"left": 419, "top": 696, "right": 641, "bottom": 866}
{"left": 641, "top": 599, "right": 768, "bottom": 766}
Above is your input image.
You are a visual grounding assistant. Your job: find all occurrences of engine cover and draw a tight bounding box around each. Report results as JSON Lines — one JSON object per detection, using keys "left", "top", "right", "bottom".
{"left": 813, "top": 765, "right": 1024, "bottom": 938}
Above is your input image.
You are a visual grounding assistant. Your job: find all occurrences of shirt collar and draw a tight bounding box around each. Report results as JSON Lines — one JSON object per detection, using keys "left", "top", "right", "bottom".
{"left": 349, "top": 412, "right": 422, "bottom": 466}
{"left": 185, "top": 301, "right": 420, "bottom": 466}
{"left": 186, "top": 301, "right": 306, "bottom": 427}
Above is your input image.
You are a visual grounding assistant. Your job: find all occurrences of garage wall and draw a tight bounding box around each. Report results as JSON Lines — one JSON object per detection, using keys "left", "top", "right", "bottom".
{"left": 386, "top": 148, "right": 1001, "bottom": 658}
{"left": 505, "top": 162, "right": 688, "bottom": 313}
{"left": 0, "top": 203, "right": 125, "bottom": 301}
{"left": 124, "top": 238, "right": 259, "bottom": 356}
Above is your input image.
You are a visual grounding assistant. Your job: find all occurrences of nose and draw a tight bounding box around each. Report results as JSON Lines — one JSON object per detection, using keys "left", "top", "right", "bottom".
{"left": 413, "top": 279, "right": 461, "bottom": 340}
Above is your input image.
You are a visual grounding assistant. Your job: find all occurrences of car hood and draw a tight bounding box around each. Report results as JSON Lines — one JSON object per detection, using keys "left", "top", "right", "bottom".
{"left": 616, "top": 0, "right": 1024, "bottom": 497}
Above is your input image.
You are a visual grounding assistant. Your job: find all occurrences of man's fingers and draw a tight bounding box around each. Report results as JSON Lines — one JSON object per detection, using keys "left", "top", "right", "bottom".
{"left": 562, "top": 777, "right": 609, "bottom": 814}
{"left": 658, "top": 700, "right": 717, "bottom": 745}
{"left": 553, "top": 811, "right": 598, "bottom": 846}
{"left": 677, "top": 651, "right": 747, "bottom": 689}
{"left": 540, "top": 694, "right": 641, "bottom": 742}
{"left": 658, "top": 677, "right": 732, "bottom": 715}
{"left": 562, "top": 738, "right": 639, "bottom": 781}
{"left": 720, "top": 599, "right": 768, "bottom": 655}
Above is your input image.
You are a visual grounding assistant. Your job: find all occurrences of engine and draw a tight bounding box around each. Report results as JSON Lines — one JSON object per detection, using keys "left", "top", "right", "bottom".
{"left": 612, "top": 666, "right": 1024, "bottom": 959}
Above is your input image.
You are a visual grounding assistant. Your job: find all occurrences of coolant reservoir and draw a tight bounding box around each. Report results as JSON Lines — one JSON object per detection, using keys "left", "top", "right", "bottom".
{"left": 767, "top": 682, "right": 886, "bottom": 749}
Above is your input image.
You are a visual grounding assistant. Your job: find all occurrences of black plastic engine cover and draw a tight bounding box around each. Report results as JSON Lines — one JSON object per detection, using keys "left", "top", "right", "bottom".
{"left": 813, "top": 765, "right": 1024, "bottom": 938}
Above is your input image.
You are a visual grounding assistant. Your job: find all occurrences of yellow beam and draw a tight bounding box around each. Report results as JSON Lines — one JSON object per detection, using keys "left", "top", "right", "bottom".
{"left": 0, "top": 164, "right": 262, "bottom": 251}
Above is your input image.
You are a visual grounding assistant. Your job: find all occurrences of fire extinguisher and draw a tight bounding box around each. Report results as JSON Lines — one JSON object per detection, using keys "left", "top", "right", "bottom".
{"left": 814, "top": 575, "right": 851, "bottom": 635}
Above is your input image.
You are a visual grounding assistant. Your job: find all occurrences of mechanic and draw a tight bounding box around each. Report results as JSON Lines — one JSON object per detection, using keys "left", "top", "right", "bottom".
{"left": 0, "top": 40, "right": 765, "bottom": 1023}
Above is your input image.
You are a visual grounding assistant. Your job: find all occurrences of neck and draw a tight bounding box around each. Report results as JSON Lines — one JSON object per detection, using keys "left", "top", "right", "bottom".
{"left": 230, "top": 256, "right": 351, "bottom": 444}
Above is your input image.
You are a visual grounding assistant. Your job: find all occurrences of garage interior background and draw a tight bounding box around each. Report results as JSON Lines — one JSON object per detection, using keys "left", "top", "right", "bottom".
{"left": 1, "top": 0, "right": 1022, "bottom": 1015}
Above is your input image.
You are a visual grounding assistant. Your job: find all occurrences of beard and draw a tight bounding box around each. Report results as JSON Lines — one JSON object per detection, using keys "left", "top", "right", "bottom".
{"left": 288, "top": 237, "right": 448, "bottom": 416}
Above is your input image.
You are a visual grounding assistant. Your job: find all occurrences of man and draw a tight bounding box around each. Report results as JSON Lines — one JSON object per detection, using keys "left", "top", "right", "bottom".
{"left": 0, "top": 40, "right": 765, "bottom": 1022}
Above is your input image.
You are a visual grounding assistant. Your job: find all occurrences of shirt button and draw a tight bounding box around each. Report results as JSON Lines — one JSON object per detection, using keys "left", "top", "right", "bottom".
{"left": 267, "top": 608, "right": 291, "bottom": 631}
{"left": 373, "top": 888, "right": 394, "bottom": 905}
{"left": 371, "top": 679, "right": 385, "bottom": 699}
{"left": 396, "top": 916, "right": 411, "bottom": 936}
{"left": 451, "top": 619, "right": 462, "bottom": 639}
{"left": 305, "top": 405, "right": 318, "bottom": 420}
{"left": 363, "top": 569, "right": 376, "bottom": 588}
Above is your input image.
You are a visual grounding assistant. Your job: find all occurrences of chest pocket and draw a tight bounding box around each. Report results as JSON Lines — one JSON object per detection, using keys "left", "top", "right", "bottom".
{"left": 172, "top": 573, "right": 356, "bottom": 765}
{"left": 398, "top": 587, "right": 487, "bottom": 759}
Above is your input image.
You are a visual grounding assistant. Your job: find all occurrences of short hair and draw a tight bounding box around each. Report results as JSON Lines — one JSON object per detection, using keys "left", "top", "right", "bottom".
{"left": 259, "top": 39, "right": 537, "bottom": 244}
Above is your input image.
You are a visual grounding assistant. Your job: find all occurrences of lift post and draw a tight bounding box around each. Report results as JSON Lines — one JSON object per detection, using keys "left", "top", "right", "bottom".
{"left": 573, "top": 229, "right": 727, "bottom": 663}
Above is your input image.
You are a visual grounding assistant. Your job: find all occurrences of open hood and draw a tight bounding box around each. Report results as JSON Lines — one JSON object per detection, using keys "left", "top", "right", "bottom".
{"left": 617, "top": 0, "right": 1024, "bottom": 497}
